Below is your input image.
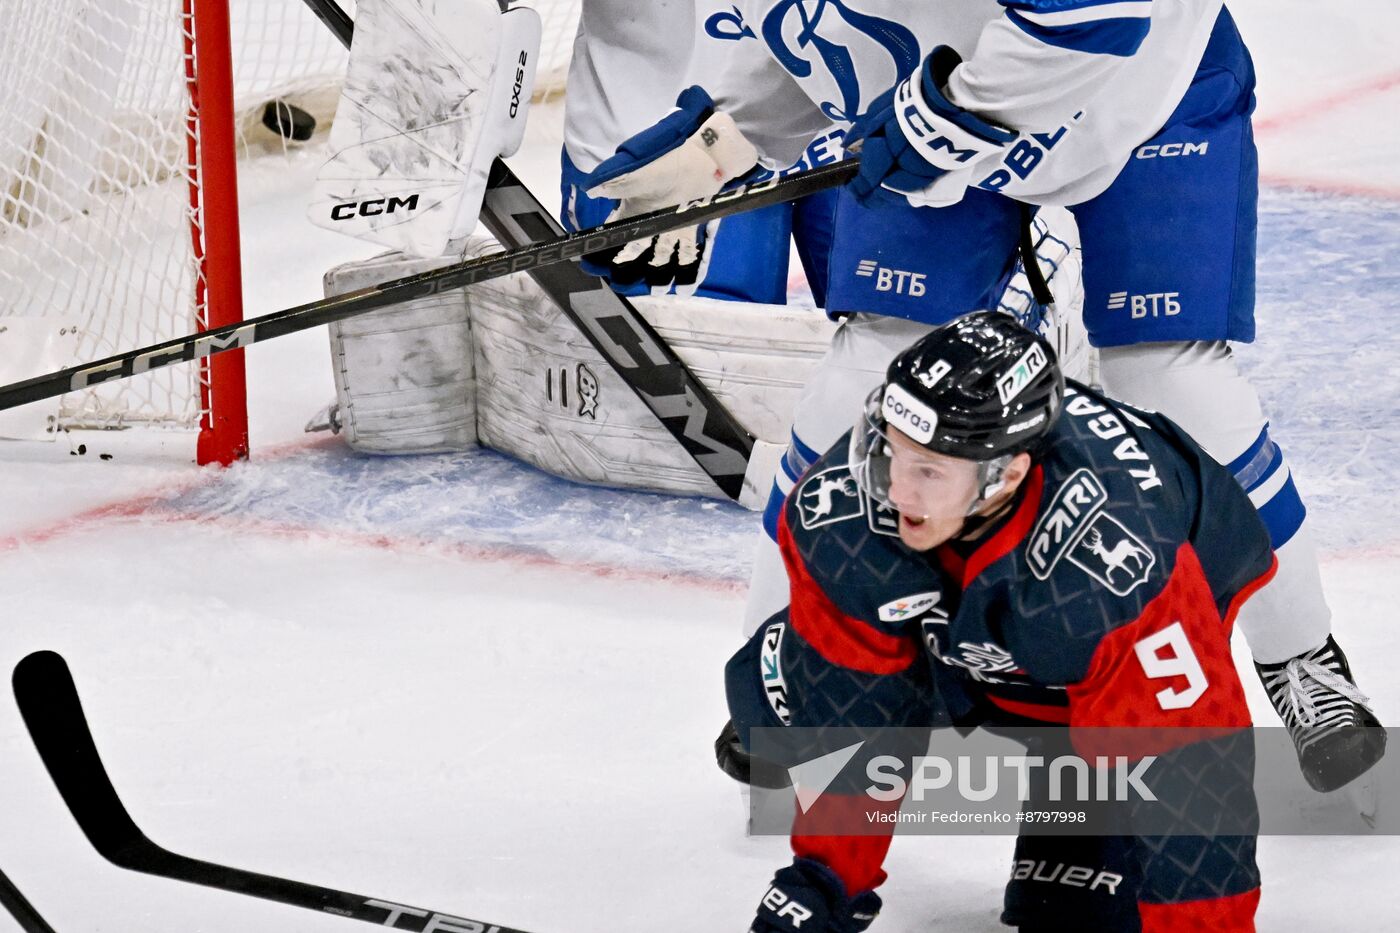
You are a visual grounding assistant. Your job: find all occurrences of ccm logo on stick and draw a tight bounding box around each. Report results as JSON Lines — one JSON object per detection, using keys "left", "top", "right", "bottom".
{"left": 330, "top": 195, "right": 420, "bottom": 221}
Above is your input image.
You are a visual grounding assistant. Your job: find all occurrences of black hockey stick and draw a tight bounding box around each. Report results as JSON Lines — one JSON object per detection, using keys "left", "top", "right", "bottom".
{"left": 0, "top": 160, "right": 854, "bottom": 488}
{"left": 297, "top": 0, "right": 799, "bottom": 502}
{"left": 11, "top": 650, "right": 539, "bottom": 933}
{"left": 0, "top": 867, "right": 57, "bottom": 933}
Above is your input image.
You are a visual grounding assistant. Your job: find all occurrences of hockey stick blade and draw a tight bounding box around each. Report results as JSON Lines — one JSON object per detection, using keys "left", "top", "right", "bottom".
{"left": 0, "top": 867, "right": 58, "bottom": 933}
{"left": 13, "top": 650, "right": 540, "bottom": 933}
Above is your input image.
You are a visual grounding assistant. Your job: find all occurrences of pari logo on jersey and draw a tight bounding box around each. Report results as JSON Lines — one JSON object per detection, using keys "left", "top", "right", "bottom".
{"left": 1026, "top": 469, "right": 1154, "bottom": 596}
{"left": 997, "top": 343, "right": 1049, "bottom": 406}
{"left": 761, "top": 622, "right": 792, "bottom": 726}
{"left": 798, "top": 465, "right": 866, "bottom": 530}
{"left": 881, "top": 383, "right": 937, "bottom": 444}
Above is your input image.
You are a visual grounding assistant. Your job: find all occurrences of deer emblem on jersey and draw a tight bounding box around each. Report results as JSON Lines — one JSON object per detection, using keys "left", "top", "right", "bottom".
{"left": 803, "top": 474, "right": 859, "bottom": 521}
{"left": 1082, "top": 527, "right": 1152, "bottom": 583}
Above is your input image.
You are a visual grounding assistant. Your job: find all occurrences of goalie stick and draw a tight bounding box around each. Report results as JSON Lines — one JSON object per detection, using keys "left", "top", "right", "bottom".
{"left": 0, "top": 867, "right": 57, "bottom": 933}
{"left": 12, "top": 650, "right": 539, "bottom": 933}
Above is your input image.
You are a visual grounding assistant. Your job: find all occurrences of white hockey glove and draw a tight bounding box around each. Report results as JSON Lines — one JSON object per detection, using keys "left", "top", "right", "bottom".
{"left": 583, "top": 86, "right": 758, "bottom": 289}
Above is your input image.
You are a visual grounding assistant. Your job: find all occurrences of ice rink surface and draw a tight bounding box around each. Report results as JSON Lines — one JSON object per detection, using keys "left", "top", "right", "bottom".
{"left": 2, "top": 2, "right": 1399, "bottom": 930}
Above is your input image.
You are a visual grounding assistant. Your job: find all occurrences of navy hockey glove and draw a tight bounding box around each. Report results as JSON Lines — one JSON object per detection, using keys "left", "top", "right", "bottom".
{"left": 582, "top": 86, "right": 758, "bottom": 289}
{"left": 715, "top": 718, "right": 793, "bottom": 789}
{"left": 750, "top": 859, "right": 881, "bottom": 933}
{"left": 845, "top": 46, "right": 1014, "bottom": 208}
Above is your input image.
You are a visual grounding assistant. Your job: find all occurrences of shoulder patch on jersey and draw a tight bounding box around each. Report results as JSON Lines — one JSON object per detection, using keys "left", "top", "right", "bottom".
{"left": 878, "top": 591, "right": 942, "bottom": 623}
{"left": 1065, "top": 512, "right": 1155, "bottom": 596}
{"left": 797, "top": 465, "right": 865, "bottom": 530}
{"left": 1027, "top": 468, "right": 1108, "bottom": 579}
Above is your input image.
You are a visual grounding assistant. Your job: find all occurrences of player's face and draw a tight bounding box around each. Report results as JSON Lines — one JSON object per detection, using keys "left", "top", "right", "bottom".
{"left": 884, "top": 428, "right": 981, "bottom": 551}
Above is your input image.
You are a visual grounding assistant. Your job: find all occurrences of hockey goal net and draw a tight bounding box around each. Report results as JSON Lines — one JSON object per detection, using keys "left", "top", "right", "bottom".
{"left": 0, "top": 0, "right": 582, "bottom": 463}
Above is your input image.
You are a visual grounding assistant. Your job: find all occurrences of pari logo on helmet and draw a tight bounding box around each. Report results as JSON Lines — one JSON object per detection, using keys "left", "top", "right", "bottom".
{"left": 997, "top": 343, "right": 1050, "bottom": 406}
{"left": 881, "top": 382, "right": 938, "bottom": 444}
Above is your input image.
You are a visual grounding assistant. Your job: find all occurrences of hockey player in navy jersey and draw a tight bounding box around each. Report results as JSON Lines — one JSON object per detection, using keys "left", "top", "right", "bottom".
{"left": 727, "top": 312, "right": 1284, "bottom": 932}
{"left": 584, "top": 1, "right": 1384, "bottom": 791}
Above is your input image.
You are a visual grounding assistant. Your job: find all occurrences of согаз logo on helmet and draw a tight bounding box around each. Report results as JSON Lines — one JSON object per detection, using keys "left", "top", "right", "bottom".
{"left": 881, "top": 383, "right": 937, "bottom": 444}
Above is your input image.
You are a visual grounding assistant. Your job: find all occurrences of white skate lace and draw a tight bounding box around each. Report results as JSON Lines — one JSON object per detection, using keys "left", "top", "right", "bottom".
{"left": 1262, "top": 648, "right": 1371, "bottom": 728}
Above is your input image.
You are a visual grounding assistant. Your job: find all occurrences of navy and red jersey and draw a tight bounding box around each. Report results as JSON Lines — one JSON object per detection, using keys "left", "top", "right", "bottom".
{"left": 726, "top": 380, "right": 1277, "bottom": 931}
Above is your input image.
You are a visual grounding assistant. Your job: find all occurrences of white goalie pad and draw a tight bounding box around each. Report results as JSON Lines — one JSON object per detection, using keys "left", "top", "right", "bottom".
{"left": 462, "top": 238, "right": 839, "bottom": 500}
{"left": 309, "top": 0, "right": 541, "bottom": 258}
{"left": 318, "top": 239, "right": 836, "bottom": 498}
{"left": 322, "top": 252, "right": 476, "bottom": 454}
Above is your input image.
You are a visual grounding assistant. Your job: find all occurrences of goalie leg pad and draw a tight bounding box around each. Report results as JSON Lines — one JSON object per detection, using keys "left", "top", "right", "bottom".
{"left": 322, "top": 251, "right": 476, "bottom": 455}
{"left": 461, "top": 236, "right": 837, "bottom": 500}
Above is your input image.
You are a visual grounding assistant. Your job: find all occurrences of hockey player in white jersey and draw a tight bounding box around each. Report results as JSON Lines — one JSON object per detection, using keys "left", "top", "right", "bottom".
{"left": 581, "top": 0, "right": 1384, "bottom": 809}
{"left": 559, "top": 0, "right": 839, "bottom": 304}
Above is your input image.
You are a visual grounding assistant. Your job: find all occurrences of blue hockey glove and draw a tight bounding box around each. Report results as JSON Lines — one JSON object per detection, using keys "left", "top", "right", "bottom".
{"left": 582, "top": 86, "right": 758, "bottom": 289}
{"left": 845, "top": 46, "right": 1014, "bottom": 208}
{"left": 750, "top": 859, "right": 882, "bottom": 933}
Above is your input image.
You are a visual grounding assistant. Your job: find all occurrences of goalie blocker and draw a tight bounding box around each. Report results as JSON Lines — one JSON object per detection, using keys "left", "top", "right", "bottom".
{"left": 318, "top": 240, "right": 837, "bottom": 502}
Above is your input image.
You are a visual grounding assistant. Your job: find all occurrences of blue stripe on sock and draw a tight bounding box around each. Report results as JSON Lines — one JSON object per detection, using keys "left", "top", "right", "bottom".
{"left": 791, "top": 430, "right": 821, "bottom": 467}
{"left": 1230, "top": 428, "right": 1286, "bottom": 494}
{"left": 762, "top": 480, "right": 786, "bottom": 542}
{"left": 1226, "top": 425, "right": 1270, "bottom": 476}
{"left": 1256, "top": 472, "right": 1307, "bottom": 548}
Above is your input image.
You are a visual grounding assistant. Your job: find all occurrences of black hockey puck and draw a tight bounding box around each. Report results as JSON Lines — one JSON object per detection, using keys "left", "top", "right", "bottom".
{"left": 261, "top": 100, "right": 317, "bottom": 142}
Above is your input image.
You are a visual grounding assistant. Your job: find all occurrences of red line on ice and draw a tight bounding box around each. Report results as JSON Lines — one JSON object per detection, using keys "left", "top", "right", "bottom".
{"left": 149, "top": 512, "right": 748, "bottom": 595}
{"left": 1261, "top": 173, "right": 1400, "bottom": 202}
{"left": 0, "top": 437, "right": 745, "bottom": 595}
{"left": 1253, "top": 68, "right": 1400, "bottom": 136}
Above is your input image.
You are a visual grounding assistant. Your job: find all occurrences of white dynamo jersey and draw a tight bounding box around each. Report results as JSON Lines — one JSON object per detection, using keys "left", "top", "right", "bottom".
{"left": 562, "top": 2, "right": 762, "bottom": 172}
{"left": 713, "top": 0, "right": 1227, "bottom": 206}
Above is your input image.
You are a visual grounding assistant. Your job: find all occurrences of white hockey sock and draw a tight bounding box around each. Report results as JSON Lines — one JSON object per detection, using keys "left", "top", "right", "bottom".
{"left": 741, "top": 314, "right": 933, "bottom": 636}
{"left": 1098, "top": 341, "right": 1333, "bottom": 662}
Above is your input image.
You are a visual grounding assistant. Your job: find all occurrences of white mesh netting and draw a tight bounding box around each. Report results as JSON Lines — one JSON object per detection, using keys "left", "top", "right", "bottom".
{"left": 0, "top": 0, "right": 581, "bottom": 436}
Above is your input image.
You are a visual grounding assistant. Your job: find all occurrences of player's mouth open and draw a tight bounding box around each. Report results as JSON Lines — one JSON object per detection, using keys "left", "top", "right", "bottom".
{"left": 901, "top": 513, "right": 926, "bottom": 527}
